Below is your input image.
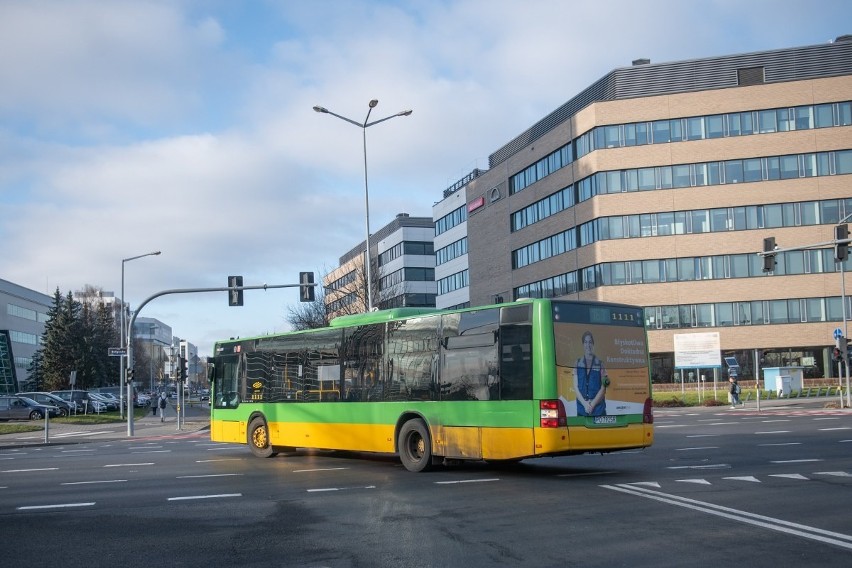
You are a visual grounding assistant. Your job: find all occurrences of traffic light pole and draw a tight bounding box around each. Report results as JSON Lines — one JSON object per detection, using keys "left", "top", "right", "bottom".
{"left": 759, "top": 233, "right": 852, "bottom": 408}
{"left": 124, "top": 281, "right": 315, "bottom": 437}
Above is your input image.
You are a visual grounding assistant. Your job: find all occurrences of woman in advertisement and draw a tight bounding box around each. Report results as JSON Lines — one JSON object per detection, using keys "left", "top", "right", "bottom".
{"left": 575, "top": 331, "right": 609, "bottom": 416}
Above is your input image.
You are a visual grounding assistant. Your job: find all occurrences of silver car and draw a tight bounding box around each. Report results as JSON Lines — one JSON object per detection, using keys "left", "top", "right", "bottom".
{"left": 0, "top": 395, "right": 62, "bottom": 421}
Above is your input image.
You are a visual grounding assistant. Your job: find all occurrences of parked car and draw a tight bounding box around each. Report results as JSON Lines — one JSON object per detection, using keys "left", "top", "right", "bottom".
{"left": 50, "top": 390, "right": 94, "bottom": 413}
{"left": 0, "top": 395, "right": 62, "bottom": 421}
{"left": 16, "top": 391, "right": 74, "bottom": 417}
{"left": 91, "top": 386, "right": 146, "bottom": 407}
{"left": 97, "top": 392, "right": 121, "bottom": 407}
{"left": 88, "top": 393, "right": 118, "bottom": 411}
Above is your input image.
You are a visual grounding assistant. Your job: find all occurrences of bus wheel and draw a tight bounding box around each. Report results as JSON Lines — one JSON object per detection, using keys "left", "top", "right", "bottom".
{"left": 247, "top": 417, "right": 277, "bottom": 458}
{"left": 398, "top": 419, "right": 433, "bottom": 472}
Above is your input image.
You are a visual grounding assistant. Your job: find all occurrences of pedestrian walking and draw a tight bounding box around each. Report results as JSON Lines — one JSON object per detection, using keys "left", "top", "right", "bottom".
{"left": 159, "top": 391, "right": 168, "bottom": 422}
{"left": 729, "top": 376, "right": 741, "bottom": 408}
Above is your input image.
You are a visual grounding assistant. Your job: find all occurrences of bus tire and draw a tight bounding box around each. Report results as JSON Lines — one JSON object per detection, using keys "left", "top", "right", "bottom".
{"left": 398, "top": 419, "right": 433, "bottom": 472}
{"left": 247, "top": 417, "right": 277, "bottom": 458}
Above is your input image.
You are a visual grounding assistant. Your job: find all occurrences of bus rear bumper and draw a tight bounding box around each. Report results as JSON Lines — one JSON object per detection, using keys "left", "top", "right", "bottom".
{"left": 534, "top": 423, "right": 653, "bottom": 456}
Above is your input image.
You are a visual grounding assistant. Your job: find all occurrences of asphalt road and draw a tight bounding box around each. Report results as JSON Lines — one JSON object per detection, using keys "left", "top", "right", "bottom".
{"left": 0, "top": 399, "right": 849, "bottom": 568}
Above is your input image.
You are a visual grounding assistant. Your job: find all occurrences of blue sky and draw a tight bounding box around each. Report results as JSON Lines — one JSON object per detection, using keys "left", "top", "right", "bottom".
{"left": 1, "top": 0, "right": 848, "bottom": 355}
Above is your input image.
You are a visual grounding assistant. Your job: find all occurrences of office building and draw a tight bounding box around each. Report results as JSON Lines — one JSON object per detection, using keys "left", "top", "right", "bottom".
{"left": 0, "top": 278, "right": 52, "bottom": 390}
{"left": 461, "top": 37, "right": 852, "bottom": 382}
{"left": 434, "top": 170, "right": 483, "bottom": 309}
{"left": 325, "top": 213, "right": 436, "bottom": 316}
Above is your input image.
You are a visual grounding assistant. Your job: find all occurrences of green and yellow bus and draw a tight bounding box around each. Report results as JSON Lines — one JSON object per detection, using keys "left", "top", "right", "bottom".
{"left": 209, "top": 298, "right": 653, "bottom": 472}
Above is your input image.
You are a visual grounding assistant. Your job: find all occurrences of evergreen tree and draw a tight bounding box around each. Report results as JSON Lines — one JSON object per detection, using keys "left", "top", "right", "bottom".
{"left": 24, "top": 349, "right": 43, "bottom": 391}
{"left": 32, "top": 287, "right": 121, "bottom": 391}
{"left": 39, "top": 289, "right": 79, "bottom": 390}
{"left": 94, "top": 301, "right": 121, "bottom": 385}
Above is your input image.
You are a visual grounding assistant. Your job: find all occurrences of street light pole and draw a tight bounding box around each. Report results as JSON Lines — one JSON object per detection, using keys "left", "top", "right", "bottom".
{"left": 313, "top": 100, "right": 412, "bottom": 311}
{"left": 120, "top": 250, "right": 161, "bottom": 436}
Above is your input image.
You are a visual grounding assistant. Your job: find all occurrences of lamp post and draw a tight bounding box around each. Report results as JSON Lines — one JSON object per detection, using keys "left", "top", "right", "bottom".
{"left": 121, "top": 250, "right": 161, "bottom": 436}
{"left": 313, "top": 100, "right": 412, "bottom": 311}
{"left": 148, "top": 323, "right": 159, "bottom": 395}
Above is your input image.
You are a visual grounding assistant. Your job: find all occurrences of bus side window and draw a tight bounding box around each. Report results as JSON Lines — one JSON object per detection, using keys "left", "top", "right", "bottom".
{"left": 500, "top": 325, "right": 533, "bottom": 400}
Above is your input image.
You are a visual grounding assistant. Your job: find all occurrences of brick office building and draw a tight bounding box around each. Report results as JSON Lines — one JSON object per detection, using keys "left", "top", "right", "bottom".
{"left": 462, "top": 37, "right": 852, "bottom": 383}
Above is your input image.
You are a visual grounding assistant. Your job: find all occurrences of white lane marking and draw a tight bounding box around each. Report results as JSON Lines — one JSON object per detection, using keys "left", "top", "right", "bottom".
{"left": 769, "top": 474, "right": 809, "bottom": 480}
{"left": 51, "top": 431, "right": 114, "bottom": 438}
{"left": 626, "top": 481, "right": 660, "bottom": 488}
{"left": 1, "top": 468, "right": 58, "bottom": 473}
{"left": 17, "top": 502, "right": 95, "bottom": 511}
{"left": 723, "top": 476, "right": 760, "bottom": 483}
{"left": 61, "top": 449, "right": 96, "bottom": 453}
{"left": 770, "top": 459, "right": 822, "bottom": 464}
{"left": 434, "top": 478, "right": 500, "bottom": 485}
{"left": 196, "top": 458, "right": 244, "bottom": 463}
{"left": 758, "top": 442, "right": 801, "bottom": 447}
{"left": 685, "top": 434, "right": 719, "bottom": 438}
{"left": 754, "top": 431, "right": 791, "bottom": 435}
{"left": 814, "top": 471, "right": 852, "bottom": 477}
{"left": 601, "top": 484, "right": 852, "bottom": 550}
{"left": 61, "top": 479, "right": 127, "bottom": 485}
{"left": 556, "top": 471, "right": 618, "bottom": 478}
{"left": 676, "top": 479, "right": 712, "bottom": 485}
{"left": 306, "top": 486, "right": 376, "bottom": 492}
{"left": 819, "top": 427, "right": 851, "bottom": 431}
{"left": 103, "top": 463, "right": 155, "bottom": 468}
{"left": 813, "top": 417, "right": 839, "bottom": 421}
{"left": 761, "top": 420, "right": 790, "bottom": 423}
{"left": 293, "top": 467, "right": 349, "bottom": 473}
{"left": 168, "top": 493, "right": 242, "bottom": 501}
{"left": 667, "top": 464, "right": 730, "bottom": 470}
{"left": 176, "top": 474, "right": 244, "bottom": 479}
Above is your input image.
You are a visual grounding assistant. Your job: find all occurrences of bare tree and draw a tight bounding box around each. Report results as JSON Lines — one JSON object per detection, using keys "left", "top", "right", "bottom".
{"left": 285, "top": 282, "right": 331, "bottom": 330}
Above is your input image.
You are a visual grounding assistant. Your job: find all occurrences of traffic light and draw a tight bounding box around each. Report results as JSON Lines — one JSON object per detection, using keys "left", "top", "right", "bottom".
{"left": 299, "top": 271, "right": 315, "bottom": 302}
{"left": 127, "top": 367, "right": 134, "bottom": 383}
{"left": 762, "top": 237, "right": 777, "bottom": 273}
{"left": 228, "top": 275, "right": 244, "bottom": 306}
{"left": 835, "top": 336, "right": 848, "bottom": 362}
{"left": 179, "top": 357, "right": 187, "bottom": 381}
{"left": 835, "top": 224, "right": 848, "bottom": 262}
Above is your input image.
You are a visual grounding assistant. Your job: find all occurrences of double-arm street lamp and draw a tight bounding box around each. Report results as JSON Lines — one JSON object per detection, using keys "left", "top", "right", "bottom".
{"left": 313, "top": 100, "right": 412, "bottom": 311}
{"left": 121, "top": 250, "right": 161, "bottom": 435}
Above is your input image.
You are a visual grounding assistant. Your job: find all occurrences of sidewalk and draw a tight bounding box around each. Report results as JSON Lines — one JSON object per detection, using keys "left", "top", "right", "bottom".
{"left": 0, "top": 404, "right": 211, "bottom": 449}
{"left": 654, "top": 394, "right": 852, "bottom": 414}
{"left": 131, "top": 405, "right": 210, "bottom": 438}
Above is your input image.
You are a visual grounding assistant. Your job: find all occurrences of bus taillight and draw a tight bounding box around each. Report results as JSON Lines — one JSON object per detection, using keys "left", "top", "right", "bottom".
{"left": 643, "top": 397, "right": 654, "bottom": 424}
{"left": 540, "top": 399, "right": 567, "bottom": 428}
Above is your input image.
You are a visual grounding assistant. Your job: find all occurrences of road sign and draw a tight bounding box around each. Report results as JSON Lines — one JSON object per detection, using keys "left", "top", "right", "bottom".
{"left": 834, "top": 328, "right": 844, "bottom": 340}
{"left": 108, "top": 347, "right": 127, "bottom": 357}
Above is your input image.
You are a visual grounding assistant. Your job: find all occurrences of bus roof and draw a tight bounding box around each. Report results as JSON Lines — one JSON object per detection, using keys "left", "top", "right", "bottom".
{"left": 329, "top": 307, "right": 439, "bottom": 327}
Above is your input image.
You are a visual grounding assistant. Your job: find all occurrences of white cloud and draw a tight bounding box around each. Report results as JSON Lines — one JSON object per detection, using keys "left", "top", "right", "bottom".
{"left": 1, "top": 0, "right": 845, "bottom": 354}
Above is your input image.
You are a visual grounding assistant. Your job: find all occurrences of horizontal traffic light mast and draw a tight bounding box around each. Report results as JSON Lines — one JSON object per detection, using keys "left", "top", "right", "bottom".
{"left": 757, "top": 224, "right": 851, "bottom": 272}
